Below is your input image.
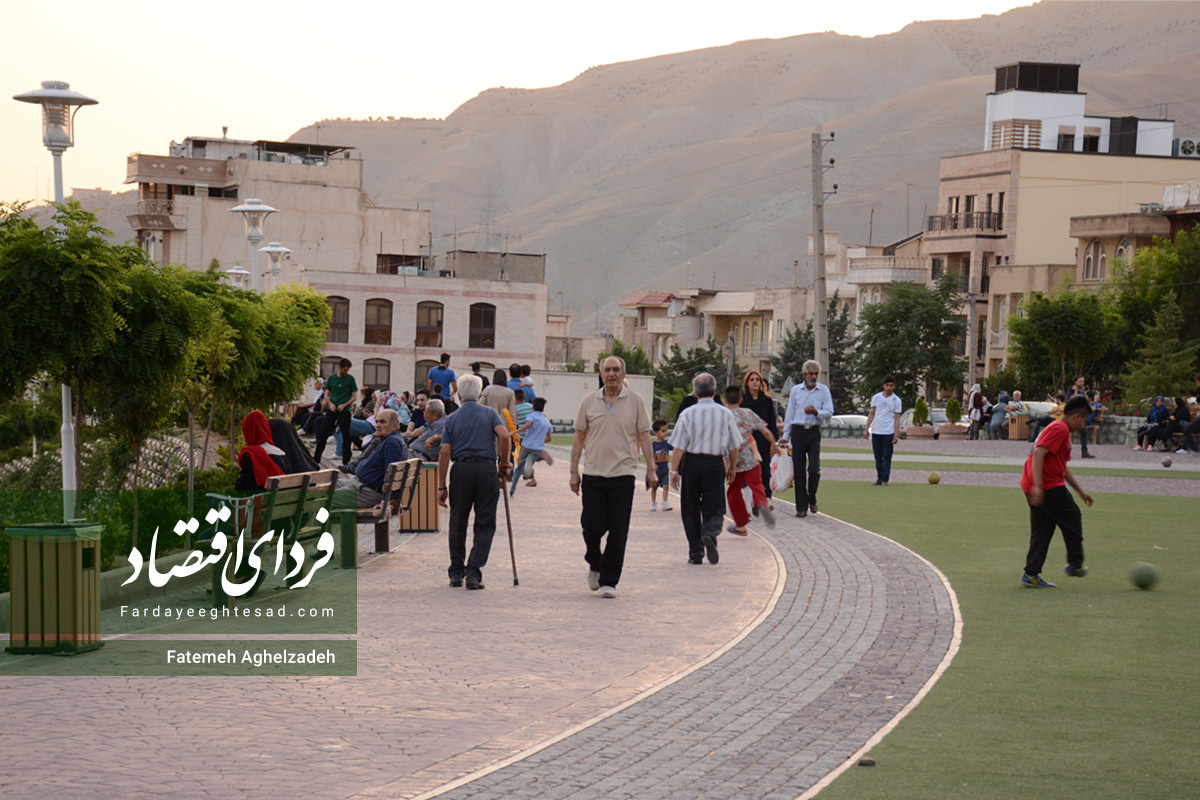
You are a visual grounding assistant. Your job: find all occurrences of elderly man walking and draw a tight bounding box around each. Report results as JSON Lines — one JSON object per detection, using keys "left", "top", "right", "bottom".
{"left": 570, "top": 356, "right": 657, "bottom": 599}
{"left": 781, "top": 359, "right": 834, "bottom": 517}
{"left": 437, "top": 375, "right": 511, "bottom": 590}
{"left": 668, "top": 373, "right": 741, "bottom": 565}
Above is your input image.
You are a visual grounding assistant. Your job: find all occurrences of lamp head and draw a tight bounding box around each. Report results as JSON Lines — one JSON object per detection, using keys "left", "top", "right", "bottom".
{"left": 13, "top": 81, "right": 98, "bottom": 154}
{"left": 230, "top": 198, "right": 277, "bottom": 243}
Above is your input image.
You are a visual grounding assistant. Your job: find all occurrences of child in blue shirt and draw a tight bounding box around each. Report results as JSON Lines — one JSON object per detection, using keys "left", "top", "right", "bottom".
{"left": 651, "top": 419, "right": 673, "bottom": 511}
{"left": 512, "top": 397, "right": 552, "bottom": 495}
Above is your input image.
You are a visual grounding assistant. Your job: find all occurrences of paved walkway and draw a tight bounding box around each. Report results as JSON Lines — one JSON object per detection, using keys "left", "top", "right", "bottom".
{"left": 0, "top": 446, "right": 960, "bottom": 800}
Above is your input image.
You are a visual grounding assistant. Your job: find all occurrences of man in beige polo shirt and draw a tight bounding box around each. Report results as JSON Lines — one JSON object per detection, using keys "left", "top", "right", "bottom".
{"left": 570, "top": 356, "right": 658, "bottom": 598}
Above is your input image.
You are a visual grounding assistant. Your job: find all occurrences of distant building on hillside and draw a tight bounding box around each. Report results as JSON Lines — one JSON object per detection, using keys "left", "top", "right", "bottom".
{"left": 125, "top": 135, "right": 548, "bottom": 392}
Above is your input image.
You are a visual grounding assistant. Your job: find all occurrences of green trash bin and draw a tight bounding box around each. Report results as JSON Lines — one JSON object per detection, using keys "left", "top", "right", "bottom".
{"left": 6, "top": 522, "right": 103, "bottom": 654}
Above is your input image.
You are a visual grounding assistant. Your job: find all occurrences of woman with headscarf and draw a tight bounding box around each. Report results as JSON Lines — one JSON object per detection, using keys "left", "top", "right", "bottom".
{"left": 235, "top": 410, "right": 288, "bottom": 491}
{"left": 268, "top": 417, "right": 320, "bottom": 474}
{"left": 480, "top": 368, "right": 518, "bottom": 425}
{"left": 1135, "top": 396, "right": 1171, "bottom": 450}
{"left": 740, "top": 369, "right": 778, "bottom": 510}
{"left": 1148, "top": 396, "right": 1191, "bottom": 452}
{"left": 965, "top": 383, "right": 984, "bottom": 439}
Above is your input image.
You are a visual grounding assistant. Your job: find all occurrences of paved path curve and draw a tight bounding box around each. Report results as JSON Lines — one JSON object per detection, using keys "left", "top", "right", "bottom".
{"left": 419, "top": 510, "right": 961, "bottom": 800}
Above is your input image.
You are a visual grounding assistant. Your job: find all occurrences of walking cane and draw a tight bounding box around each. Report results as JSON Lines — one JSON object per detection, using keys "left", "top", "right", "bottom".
{"left": 499, "top": 473, "right": 520, "bottom": 586}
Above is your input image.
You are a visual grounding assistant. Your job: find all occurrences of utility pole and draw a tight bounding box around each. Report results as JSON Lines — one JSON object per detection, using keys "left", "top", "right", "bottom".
{"left": 811, "top": 127, "right": 836, "bottom": 380}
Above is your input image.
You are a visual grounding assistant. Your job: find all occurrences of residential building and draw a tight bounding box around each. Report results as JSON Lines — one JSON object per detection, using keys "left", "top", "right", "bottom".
{"left": 125, "top": 135, "right": 548, "bottom": 392}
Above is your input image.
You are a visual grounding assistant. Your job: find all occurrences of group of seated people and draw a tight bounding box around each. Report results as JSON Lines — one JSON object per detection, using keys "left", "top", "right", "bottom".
{"left": 1134, "top": 395, "right": 1194, "bottom": 453}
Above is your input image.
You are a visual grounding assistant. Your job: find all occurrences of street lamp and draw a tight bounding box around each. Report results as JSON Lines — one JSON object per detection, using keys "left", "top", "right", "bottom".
{"left": 230, "top": 198, "right": 277, "bottom": 292}
{"left": 223, "top": 266, "right": 251, "bottom": 290}
{"left": 258, "top": 242, "right": 290, "bottom": 291}
{"left": 13, "top": 80, "right": 98, "bottom": 520}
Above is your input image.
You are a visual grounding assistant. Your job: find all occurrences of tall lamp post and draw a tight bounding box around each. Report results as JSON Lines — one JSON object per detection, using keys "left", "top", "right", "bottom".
{"left": 223, "top": 266, "right": 251, "bottom": 290}
{"left": 230, "top": 199, "right": 277, "bottom": 292}
{"left": 258, "top": 242, "right": 290, "bottom": 291}
{"left": 13, "top": 81, "right": 98, "bottom": 520}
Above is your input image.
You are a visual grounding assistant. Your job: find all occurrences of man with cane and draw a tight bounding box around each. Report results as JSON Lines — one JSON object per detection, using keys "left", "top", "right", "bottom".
{"left": 570, "top": 356, "right": 657, "bottom": 599}
{"left": 437, "top": 375, "right": 511, "bottom": 590}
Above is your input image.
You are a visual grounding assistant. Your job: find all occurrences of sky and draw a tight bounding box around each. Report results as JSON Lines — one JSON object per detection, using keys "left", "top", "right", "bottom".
{"left": 1, "top": 0, "right": 1032, "bottom": 203}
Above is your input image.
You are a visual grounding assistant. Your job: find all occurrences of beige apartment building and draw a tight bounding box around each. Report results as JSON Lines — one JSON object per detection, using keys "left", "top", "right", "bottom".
{"left": 125, "top": 135, "right": 548, "bottom": 392}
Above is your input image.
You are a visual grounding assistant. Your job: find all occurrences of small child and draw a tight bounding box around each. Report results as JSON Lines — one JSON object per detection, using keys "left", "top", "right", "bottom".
{"left": 651, "top": 419, "right": 673, "bottom": 511}
{"left": 511, "top": 397, "right": 551, "bottom": 495}
{"left": 1019, "top": 395, "right": 1095, "bottom": 588}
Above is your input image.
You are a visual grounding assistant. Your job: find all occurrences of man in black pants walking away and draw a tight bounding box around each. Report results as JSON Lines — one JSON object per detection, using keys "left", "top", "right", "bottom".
{"left": 570, "top": 356, "right": 657, "bottom": 599}
{"left": 781, "top": 360, "right": 834, "bottom": 517}
{"left": 668, "top": 373, "right": 741, "bottom": 566}
{"left": 437, "top": 375, "right": 511, "bottom": 590}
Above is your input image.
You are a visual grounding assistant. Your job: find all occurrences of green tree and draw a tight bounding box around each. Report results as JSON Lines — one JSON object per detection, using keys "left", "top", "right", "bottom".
{"left": 769, "top": 290, "right": 857, "bottom": 412}
{"left": 654, "top": 338, "right": 730, "bottom": 417}
{"left": 853, "top": 277, "right": 966, "bottom": 409}
{"left": 1007, "top": 289, "right": 1116, "bottom": 396}
{"left": 595, "top": 338, "right": 653, "bottom": 376}
{"left": 1120, "top": 293, "right": 1199, "bottom": 403}
{"left": 0, "top": 201, "right": 141, "bottom": 487}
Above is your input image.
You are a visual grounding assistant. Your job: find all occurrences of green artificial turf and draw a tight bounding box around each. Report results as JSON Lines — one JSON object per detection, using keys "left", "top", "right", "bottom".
{"left": 787, "top": 481, "right": 1200, "bottom": 799}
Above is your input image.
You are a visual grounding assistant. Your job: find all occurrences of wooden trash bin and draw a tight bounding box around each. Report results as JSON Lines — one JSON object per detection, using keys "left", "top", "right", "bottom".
{"left": 1008, "top": 416, "right": 1029, "bottom": 441}
{"left": 6, "top": 522, "right": 103, "bottom": 654}
{"left": 397, "top": 462, "right": 440, "bottom": 533}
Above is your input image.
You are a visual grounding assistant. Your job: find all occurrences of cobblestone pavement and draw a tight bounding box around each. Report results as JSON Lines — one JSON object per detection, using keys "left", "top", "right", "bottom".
{"left": 410, "top": 508, "right": 959, "bottom": 800}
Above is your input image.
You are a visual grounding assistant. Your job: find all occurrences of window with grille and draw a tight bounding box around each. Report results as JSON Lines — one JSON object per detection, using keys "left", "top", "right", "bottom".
{"left": 364, "top": 299, "right": 392, "bottom": 345}
{"left": 469, "top": 303, "right": 496, "bottom": 348}
{"left": 416, "top": 301, "right": 443, "bottom": 347}
{"left": 326, "top": 296, "right": 349, "bottom": 343}
{"left": 363, "top": 358, "right": 390, "bottom": 391}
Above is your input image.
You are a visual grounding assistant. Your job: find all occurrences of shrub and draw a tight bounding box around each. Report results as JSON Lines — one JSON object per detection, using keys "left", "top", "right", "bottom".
{"left": 945, "top": 397, "right": 963, "bottom": 423}
{"left": 913, "top": 397, "right": 930, "bottom": 426}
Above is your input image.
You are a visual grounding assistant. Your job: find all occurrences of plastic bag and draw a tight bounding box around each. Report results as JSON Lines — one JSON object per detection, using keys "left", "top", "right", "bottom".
{"left": 770, "top": 445, "right": 794, "bottom": 492}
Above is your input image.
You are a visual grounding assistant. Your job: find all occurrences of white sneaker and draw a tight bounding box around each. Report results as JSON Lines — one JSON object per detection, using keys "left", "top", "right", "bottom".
{"left": 662, "top": 502, "right": 672, "bottom": 511}
{"left": 599, "top": 586, "right": 617, "bottom": 598}
{"left": 650, "top": 501, "right": 657, "bottom": 511}
{"left": 588, "top": 569, "right": 601, "bottom": 591}
{"left": 523, "top": 458, "right": 535, "bottom": 479}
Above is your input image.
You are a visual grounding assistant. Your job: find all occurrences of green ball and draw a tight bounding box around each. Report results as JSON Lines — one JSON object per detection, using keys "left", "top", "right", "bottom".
{"left": 928, "top": 472, "right": 941, "bottom": 484}
{"left": 1130, "top": 562, "right": 1160, "bottom": 590}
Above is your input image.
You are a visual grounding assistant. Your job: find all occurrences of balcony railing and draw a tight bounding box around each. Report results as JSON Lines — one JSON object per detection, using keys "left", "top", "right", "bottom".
{"left": 846, "top": 256, "right": 928, "bottom": 285}
{"left": 925, "top": 212, "right": 1003, "bottom": 233}
{"left": 746, "top": 341, "right": 780, "bottom": 358}
{"left": 137, "top": 199, "right": 174, "bottom": 215}
{"left": 988, "top": 329, "right": 1008, "bottom": 349}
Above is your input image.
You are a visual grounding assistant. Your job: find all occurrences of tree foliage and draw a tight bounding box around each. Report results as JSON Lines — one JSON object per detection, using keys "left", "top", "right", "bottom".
{"left": 654, "top": 338, "right": 730, "bottom": 417}
{"left": 1120, "top": 293, "right": 1199, "bottom": 403}
{"left": 1007, "top": 289, "right": 1115, "bottom": 396}
{"left": 770, "top": 291, "right": 857, "bottom": 412}
{"left": 853, "top": 277, "right": 965, "bottom": 409}
{"left": 595, "top": 338, "right": 653, "bottom": 376}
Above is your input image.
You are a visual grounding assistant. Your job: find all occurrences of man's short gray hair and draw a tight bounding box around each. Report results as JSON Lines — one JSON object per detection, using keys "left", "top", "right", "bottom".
{"left": 376, "top": 409, "right": 399, "bottom": 428}
{"left": 692, "top": 372, "right": 717, "bottom": 398}
{"left": 425, "top": 399, "right": 445, "bottom": 418}
{"left": 601, "top": 355, "right": 626, "bottom": 373}
{"left": 458, "top": 374, "right": 482, "bottom": 401}
{"left": 802, "top": 360, "right": 821, "bottom": 375}
{"left": 1012, "top": 390, "right": 1022, "bottom": 400}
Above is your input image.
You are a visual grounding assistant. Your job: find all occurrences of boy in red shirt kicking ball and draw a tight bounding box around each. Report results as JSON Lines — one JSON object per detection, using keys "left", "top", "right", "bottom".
{"left": 1019, "top": 395, "right": 1095, "bottom": 588}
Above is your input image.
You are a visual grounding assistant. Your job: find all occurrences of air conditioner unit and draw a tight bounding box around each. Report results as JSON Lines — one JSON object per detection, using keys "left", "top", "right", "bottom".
{"left": 1174, "top": 137, "right": 1200, "bottom": 157}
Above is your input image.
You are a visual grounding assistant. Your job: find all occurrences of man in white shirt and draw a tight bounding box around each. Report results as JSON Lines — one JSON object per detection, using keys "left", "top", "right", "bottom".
{"left": 669, "top": 373, "right": 742, "bottom": 566}
{"left": 781, "top": 360, "right": 835, "bottom": 517}
{"left": 864, "top": 375, "right": 903, "bottom": 486}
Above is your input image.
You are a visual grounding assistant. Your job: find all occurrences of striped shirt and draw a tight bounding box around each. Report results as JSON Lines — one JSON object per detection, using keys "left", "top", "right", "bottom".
{"left": 669, "top": 398, "right": 742, "bottom": 457}
{"left": 783, "top": 381, "right": 835, "bottom": 439}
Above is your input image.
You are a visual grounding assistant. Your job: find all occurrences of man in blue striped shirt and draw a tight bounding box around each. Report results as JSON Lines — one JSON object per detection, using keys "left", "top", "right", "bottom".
{"left": 669, "top": 373, "right": 742, "bottom": 566}
{"left": 781, "top": 360, "right": 834, "bottom": 517}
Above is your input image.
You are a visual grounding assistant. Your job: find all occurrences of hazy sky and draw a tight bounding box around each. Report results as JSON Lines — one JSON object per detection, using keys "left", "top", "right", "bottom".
{"left": 1, "top": 0, "right": 1031, "bottom": 202}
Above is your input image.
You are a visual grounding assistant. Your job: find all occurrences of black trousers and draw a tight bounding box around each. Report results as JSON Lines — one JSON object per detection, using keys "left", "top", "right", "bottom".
{"left": 447, "top": 460, "right": 500, "bottom": 583}
{"left": 1186, "top": 417, "right": 1200, "bottom": 451}
{"left": 680, "top": 454, "right": 727, "bottom": 561}
{"left": 580, "top": 475, "right": 635, "bottom": 587}
{"left": 790, "top": 428, "right": 822, "bottom": 507}
{"left": 1024, "top": 486, "right": 1084, "bottom": 575}
{"left": 314, "top": 408, "right": 352, "bottom": 465}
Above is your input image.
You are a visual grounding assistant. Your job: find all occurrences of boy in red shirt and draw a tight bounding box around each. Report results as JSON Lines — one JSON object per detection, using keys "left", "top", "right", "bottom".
{"left": 1019, "top": 395, "right": 1095, "bottom": 588}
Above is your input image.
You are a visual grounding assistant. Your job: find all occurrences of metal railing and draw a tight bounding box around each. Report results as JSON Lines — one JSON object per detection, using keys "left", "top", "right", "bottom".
{"left": 926, "top": 212, "right": 1003, "bottom": 232}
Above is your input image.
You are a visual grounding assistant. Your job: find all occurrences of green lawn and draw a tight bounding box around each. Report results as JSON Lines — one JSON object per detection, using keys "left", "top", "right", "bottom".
{"left": 788, "top": 481, "right": 1200, "bottom": 799}
{"left": 816, "top": 458, "right": 1200, "bottom": 481}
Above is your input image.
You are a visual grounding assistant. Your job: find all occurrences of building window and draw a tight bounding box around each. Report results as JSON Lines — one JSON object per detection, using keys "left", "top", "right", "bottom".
{"left": 364, "top": 299, "right": 393, "bottom": 345}
{"left": 320, "top": 357, "right": 343, "bottom": 380}
{"left": 1115, "top": 238, "right": 1133, "bottom": 264}
{"left": 1057, "top": 126, "right": 1076, "bottom": 151}
{"left": 1082, "top": 127, "right": 1102, "bottom": 152}
{"left": 1084, "top": 240, "right": 1105, "bottom": 281}
{"left": 416, "top": 301, "right": 443, "bottom": 347}
{"left": 469, "top": 303, "right": 496, "bottom": 348}
{"left": 326, "top": 296, "right": 349, "bottom": 344}
{"left": 415, "top": 359, "right": 438, "bottom": 392}
{"left": 931, "top": 257, "right": 945, "bottom": 281}
{"left": 362, "top": 358, "right": 390, "bottom": 391}
{"left": 751, "top": 321, "right": 759, "bottom": 349}
{"left": 377, "top": 253, "right": 423, "bottom": 274}
{"left": 742, "top": 322, "right": 750, "bottom": 354}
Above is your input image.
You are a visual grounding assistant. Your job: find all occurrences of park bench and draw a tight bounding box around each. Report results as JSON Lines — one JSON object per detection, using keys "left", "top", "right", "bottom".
{"left": 356, "top": 457, "right": 424, "bottom": 554}
{"left": 206, "top": 468, "right": 347, "bottom": 607}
